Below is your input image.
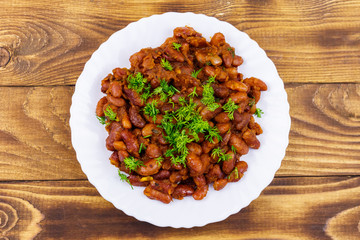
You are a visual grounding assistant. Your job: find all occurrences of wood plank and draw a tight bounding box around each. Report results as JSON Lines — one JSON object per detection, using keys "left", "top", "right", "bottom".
{"left": 0, "top": 84, "right": 359, "bottom": 180}
{"left": 0, "top": 177, "right": 359, "bottom": 239}
{"left": 0, "top": 0, "right": 359, "bottom": 86}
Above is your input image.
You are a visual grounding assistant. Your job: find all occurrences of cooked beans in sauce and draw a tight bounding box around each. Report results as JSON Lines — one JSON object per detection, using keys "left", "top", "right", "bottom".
{"left": 96, "top": 27, "right": 267, "bottom": 203}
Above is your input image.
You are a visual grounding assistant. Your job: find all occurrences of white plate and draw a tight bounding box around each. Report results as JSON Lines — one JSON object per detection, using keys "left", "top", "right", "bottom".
{"left": 69, "top": 12, "right": 290, "bottom": 228}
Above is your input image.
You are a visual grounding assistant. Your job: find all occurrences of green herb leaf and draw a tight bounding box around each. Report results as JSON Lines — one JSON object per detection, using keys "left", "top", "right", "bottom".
{"left": 127, "top": 72, "right": 147, "bottom": 93}
{"left": 104, "top": 105, "right": 117, "bottom": 121}
{"left": 249, "top": 98, "right": 256, "bottom": 107}
{"left": 143, "top": 135, "right": 152, "bottom": 139}
{"left": 97, "top": 116, "right": 106, "bottom": 125}
{"left": 222, "top": 99, "right": 239, "bottom": 120}
{"left": 118, "top": 170, "right": 133, "bottom": 189}
{"left": 123, "top": 156, "right": 144, "bottom": 172}
{"left": 188, "top": 87, "right": 198, "bottom": 98}
{"left": 211, "top": 147, "right": 232, "bottom": 162}
{"left": 161, "top": 58, "right": 173, "bottom": 71}
{"left": 231, "top": 145, "right": 237, "bottom": 154}
{"left": 191, "top": 68, "right": 202, "bottom": 79}
{"left": 155, "top": 156, "right": 164, "bottom": 166}
{"left": 139, "top": 143, "right": 146, "bottom": 154}
{"left": 255, "top": 108, "right": 264, "bottom": 118}
{"left": 172, "top": 42, "right": 182, "bottom": 51}
{"left": 227, "top": 167, "right": 239, "bottom": 180}
{"left": 205, "top": 126, "right": 222, "bottom": 143}
{"left": 201, "top": 77, "right": 218, "bottom": 111}
{"left": 143, "top": 100, "right": 160, "bottom": 122}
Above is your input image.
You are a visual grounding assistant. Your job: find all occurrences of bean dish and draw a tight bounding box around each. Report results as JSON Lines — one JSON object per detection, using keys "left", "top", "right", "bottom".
{"left": 95, "top": 26, "right": 267, "bottom": 204}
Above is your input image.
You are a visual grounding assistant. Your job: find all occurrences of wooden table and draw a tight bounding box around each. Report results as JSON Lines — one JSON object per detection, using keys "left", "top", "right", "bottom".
{"left": 1, "top": 0, "right": 359, "bottom": 239}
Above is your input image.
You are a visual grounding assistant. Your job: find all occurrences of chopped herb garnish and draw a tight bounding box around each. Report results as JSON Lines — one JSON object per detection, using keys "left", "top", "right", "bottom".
{"left": 172, "top": 42, "right": 182, "bottom": 51}
{"left": 104, "top": 105, "right": 117, "bottom": 121}
{"left": 127, "top": 72, "right": 147, "bottom": 93}
{"left": 155, "top": 156, "right": 164, "bottom": 166}
{"left": 97, "top": 116, "right": 106, "bottom": 125}
{"left": 188, "top": 87, "right": 198, "bottom": 98}
{"left": 222, "top": 99, "right": 239, "bottom": 120}
{"left": 191, "top": 68, "right": 202, "bottom": 79}
{"left": 228, "top": 167, "right": 239, "bottom": 180}
{"left": 123, "top": 156, "right": 144, "bottom": 172}
{"left": 143, "top": 100, "right": 160, "bottom": 122}
{"left": 201, "top": 76, "right": 219, "bottom": 111}
{"left": 211, "top": 147, "right": 232, "bottom": 162}
{"left": 118, "top": 170, "right": 133, "bottom": 189}
{"left": 231, "top": 145, "right": 237, "bottom": 154}
{"left": 205, "top": 126, "right": 222, "bottom": 144}
{"left": 140, "top": 85, "right": 153, "bottom": 101}
{"left": 143, "top": 135, "right": 152, "bottom": 139}
{"left": 139, "top": 143, "right": 146, "bottom": 154}
{"left": 249, "top": 98, "right": 256, "bottom": 107}
{"left": 227, "top": 47, "right": 235, "bottom": 57}
{"left": 255, "top": 108, "right": 264, "bottom": 118}
{"left": 161, "top": 58, "right": 173, "bottom": 71}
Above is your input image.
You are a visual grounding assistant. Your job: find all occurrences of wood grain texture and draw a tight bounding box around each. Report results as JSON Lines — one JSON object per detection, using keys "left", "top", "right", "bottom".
{"left": 0, "top": 0, "right": 359, "bottom": 86}
{"left": 0, "top": 84, "right": 358, "bottom": 180}
{"left": 0, "top": 177, "right": 359, "bottom": 239}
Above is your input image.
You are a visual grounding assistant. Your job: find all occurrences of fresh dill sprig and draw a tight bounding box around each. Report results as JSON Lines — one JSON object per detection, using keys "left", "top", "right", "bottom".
{"left": 143, "top": 100, "right": 160, "bottom": 122}
{"left": 249, "top": 98, "right": 256, "bottom": 107}
{"left": 201, "top": 76, "right": 219, "bottom": 111}
{"left": 139, "top": 143, "right": 146, "bottom": 154}
{"left": 160, "top": 58, "right": 173, "bottom": 71}
{"left": 231, "top": 145, "right": 237, "bottom": 154}
{"left": 123, "top": 156, "right": 144, "bottom": 172}
{"left": 222, "top": 99, "right": 239, "bottom": 120}
{"left": 172, "top": 42, "right": 182, "bottom": 51}
{"left": 211, "top": 147, "right": 232, "bottom": 163}
{"left": 127, "top": 72, "right": 147, "bottom": 93}
{"left": 118, "top": 170, "right": 133, "bottom": 189}
{"left": 228, "top": 167, "right": 239, "bottom": 180}
{"left": 205, "top": 126, "right": 222, "bottom": 144}
{"left": 104, "top": 105, "right": 117, "bottom": 121}
{"left": 255, "top": 108, "right": 264, "bottom": 118}
{"left": 188, "top": 87, "right": 198, "bottom": 98}
{"left": 191, "top": 68, "right": 202, "bottom": 79}
{"left": 97, "top": 116, "right": 106, "bottom": 125}
{"left": 155, "top": 156, "right": 164, "bottom": 166}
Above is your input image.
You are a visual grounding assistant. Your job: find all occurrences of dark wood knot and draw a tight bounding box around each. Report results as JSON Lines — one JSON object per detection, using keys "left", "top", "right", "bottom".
{"left": 0, "top": 47, "right": 10, "bottom": 67}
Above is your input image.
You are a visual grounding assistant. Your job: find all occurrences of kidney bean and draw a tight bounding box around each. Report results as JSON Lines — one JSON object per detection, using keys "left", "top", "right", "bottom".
{"left": 214, "top": 67, "right": 228, "bottom": 82}
{"left": 120, "top": 129, "right": 140, "bottom": 157}
{"left": 202, "top": 137, "right": 219, "bottom": 154}
{"left": 222, "top": 151, "right": 235, "bottom": 174}
{"left": 193, "top": 175, "right": 206, "bottom": 187}
{"left": 101, "top": 78, "right": 110, "bottom": 93}
{"left": 113, "top": 67, "right": 128, "bottom": 80}
{"left": 186, "top": 153, "right": 203, "bottom": 176}
{"left": 229, "top": 133, "right": 249, "bottom": 156}
{"left": 105, "top": 123, "right": 123, "bottom": 151}
{"left": 216, "top": 122, "right": 231, "bottom": 134}
{"left": 117, "top": 107, "right": 132, "bottom": 129}
{"left": 200, "top": 154, "right": 211, "bottom": 173}
{"left": 153, "top": 170, "right": 171, "bottom": 180}
{"left": 113, "top": 141, "right": 127, "bottom": 151}
{"left": 244, "top": 77, "right": 267, "bottom": 91}
{"left": 162, "top": 159, "right": 172, "bottom": 170}
{"left": 129, "top": 105, "right": 146, "bottom": 128}
{"left": 210, "top": 32, "right": 225, "bottom": 46}
{"left": 109, "top": 151, "right": 120, "bottom": 167}
{"left": 214, "top": 112, "right": 230, "bottom": 123}
{"left": 222, "top": 49, "right": 233, "bottom": 68}
{"left": 206, "top": 164, "right": 225, "bottom": 183}
{"left": 220, "top": 131, "right": 232, "bottom": 147}
{"left": 253, "top": 89, "right": 261, "bottom": 103}
{"left": 141, "top": 123, "right": 156, "bottom": 137}
{"left": 145, "top": 144, "right": 162, "bottom": 158}
{"left": 106, "top": 95, "right": 126, "bottom": 107}
{"left": 96, "top": 97, "right": 108, "bottom": 117}
{"left": 187, "top": 142, "right": 202, "bottom": 156}
{"left": 193, "top": 185, "right": 208, "bottom": 200}
{"left": 212, "top": 83, "right": 230, "bottom": 98}
{"left": 225, "top": 67, "right": 238, "bottom": 80}
{"left": 229, "top": 92, "right": 248, "bottom": 104}
{"left": 136, "top": 159, "right": 161, "bottom": 176}
{"left": 169, "top": 171, "right": 182, "bottom": 183}
{"left": 232, "top": 55, "right": 243, "bottom": 66}
{"left": 149, "top": 180, "right": 175, "bottom": 195}
{"left": 128, "top": 175, "right": 149, "bottom": 187}
{"left": 117, "top": 150, "right": 129, "bottom": 162}
{"left": 233, "top": 111, "right": 251, "bottom": 130}
{"left": 123, "top": 86, "right": 145, "bottom": 107}
{"left": 225, "top": 80, "right": 249, "bottom": 92}
{"left": 165, "top": 45, "right": 184, "bottom": 62}
{"left": 213, "top": 179, "right": 228, "bottom": 191}
{"left": 204, "top": 65, "right": 216, "bottom": 76}
{"left": 108, "top": 81, "right": 123, "bottom": 98}
{"left": 242, "top": 129, "right": 260, "bottom": 149}
{"left": 200, "top": 106, "right": 222, "bottom": 121}
{"left": 172, "top": 185, "right": 195, "bottom": 200}
{"left": 174, "top": 26, "right": 198, "bottom": 38}
{"left": 144, "top": 186, "right": 172, "bottom": 204}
